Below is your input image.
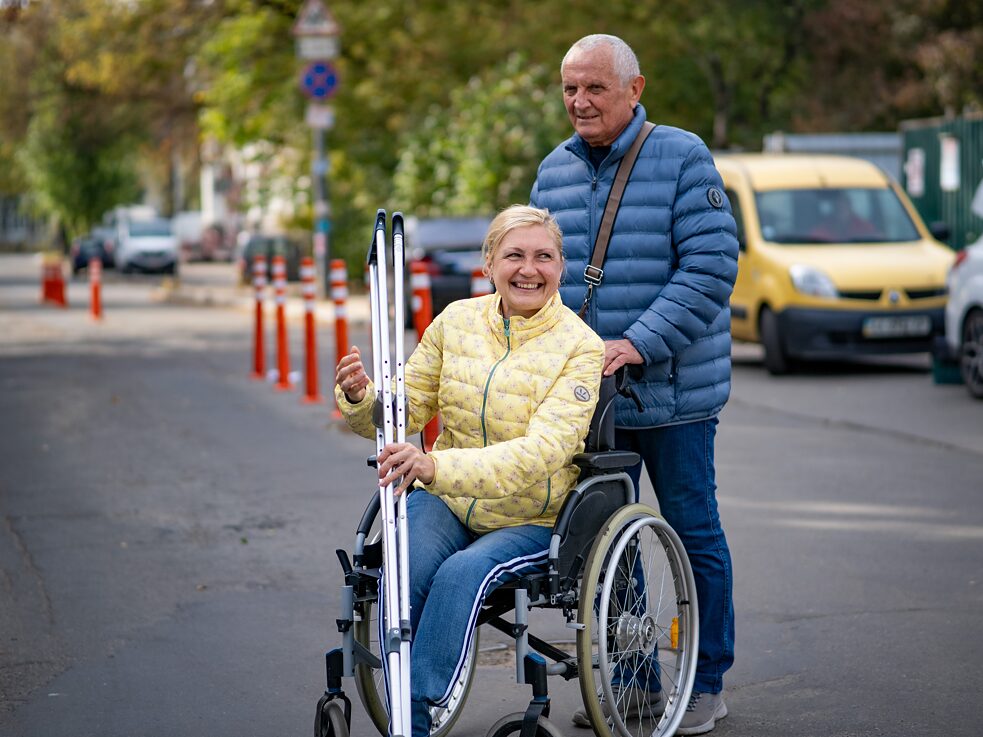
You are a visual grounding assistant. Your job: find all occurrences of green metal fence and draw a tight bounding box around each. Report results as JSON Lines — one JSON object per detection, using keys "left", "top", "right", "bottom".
{"left": 901, "top": 113, "right": 983, "bottom": 251}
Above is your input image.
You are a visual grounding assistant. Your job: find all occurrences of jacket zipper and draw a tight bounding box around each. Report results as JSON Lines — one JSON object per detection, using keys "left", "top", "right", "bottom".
{"left": 540, "top": 477, "right": 551, "bottom": 515}
{"left": 466, "top": 316, "right": 512, "bottom": 529}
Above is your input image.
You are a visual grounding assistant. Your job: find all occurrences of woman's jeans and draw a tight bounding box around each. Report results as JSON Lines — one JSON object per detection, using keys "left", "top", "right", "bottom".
{"left": 380, "top": 490, "right": 552, "bottom": 737}
{"left": 616, "top": 417, "right": 735, "bottom": 695}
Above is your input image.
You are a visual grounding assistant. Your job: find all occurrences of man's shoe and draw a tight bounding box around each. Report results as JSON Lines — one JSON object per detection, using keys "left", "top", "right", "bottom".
{"left": 675, "top": 691, "right": 727, "bottom": 735}
{"left": 571, "top": 686, "right": 664, "bottom": 728}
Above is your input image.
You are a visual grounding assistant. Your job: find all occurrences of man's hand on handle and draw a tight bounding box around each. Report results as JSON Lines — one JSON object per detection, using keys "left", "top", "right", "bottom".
{"left": 603, "top": 338, "right": 644, "bottom": 376}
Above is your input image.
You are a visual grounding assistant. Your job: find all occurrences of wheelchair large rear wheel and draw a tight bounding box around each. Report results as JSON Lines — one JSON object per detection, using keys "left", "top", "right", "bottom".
{"left": 353, "top": 598, "right": 478, "bottom": 737}
{"left": 575, "top": 503, "right": 699, "bottom": 737}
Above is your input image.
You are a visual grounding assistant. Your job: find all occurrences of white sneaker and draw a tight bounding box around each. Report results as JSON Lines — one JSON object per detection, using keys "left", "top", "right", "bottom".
{"left": 675, "top": 691, "right": 728, "bottom": 735}
{"left": 571, "top": 686, "right": 664, "bottom": 728}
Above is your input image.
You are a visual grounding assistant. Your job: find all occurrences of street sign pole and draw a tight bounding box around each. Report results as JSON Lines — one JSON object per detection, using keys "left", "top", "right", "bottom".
{"left": 313, "top": 127, "right": 329, "bottom": 299}
{"left": 294, "top": 0, "right": 340, "bottom": 299}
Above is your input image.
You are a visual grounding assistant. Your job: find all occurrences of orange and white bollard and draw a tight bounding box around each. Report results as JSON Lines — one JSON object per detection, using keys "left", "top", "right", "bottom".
{"left": 410, "top": 260, "right": 440, "bottom": 450}
{"left": 272, "top": 255, "right": 294, "bottom": 391}
{"left": 330, "top": 259, "right": 349, "bottom": 418}
{"left": 470, "top": 267, "right": 492, "bottom": 298}
{"left": 250, "top": 255, "right": 267, "bottom": 380}
{"left": 41, "top": 256, "right": 67, "bottom": 307}
{"left": 410, "top": 260, "right": 434, "bottom": 338}
{"left": 89, "top": 257, "right": 103, "bottom": 320}
{"left": 300, "top": 257, "right": 323, "bottom": 404}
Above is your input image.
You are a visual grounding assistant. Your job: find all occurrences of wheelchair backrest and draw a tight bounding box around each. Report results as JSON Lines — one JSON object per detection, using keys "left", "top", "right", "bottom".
{"left": 555, "top": 475, "right": 634, "bottom": 589}
{"left": 584, "top": 374, "right": 617, "bottom": 453}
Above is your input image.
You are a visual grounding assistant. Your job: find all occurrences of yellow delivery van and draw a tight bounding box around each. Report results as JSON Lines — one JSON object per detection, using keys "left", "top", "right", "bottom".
{"left": 716, "top": 154, "right": 955, "bottom": 373}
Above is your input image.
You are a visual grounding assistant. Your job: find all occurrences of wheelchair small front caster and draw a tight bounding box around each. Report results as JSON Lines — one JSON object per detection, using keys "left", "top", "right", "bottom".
{"left": 485, "top": 711, "right": 564, "bottom": 737}
{"left": 314, "top": 697, "right": 350, "bottom": 737}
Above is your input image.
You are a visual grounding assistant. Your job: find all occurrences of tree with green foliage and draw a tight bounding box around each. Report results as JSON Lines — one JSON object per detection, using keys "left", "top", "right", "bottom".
{"left": 18, "top": 95, "right": 140, "bottom": 237}
{"left": 393, "top": 54, "right": 567, "bottom": 217}
{"left": 4, "top": 0, "right": 983, "bottom": 260}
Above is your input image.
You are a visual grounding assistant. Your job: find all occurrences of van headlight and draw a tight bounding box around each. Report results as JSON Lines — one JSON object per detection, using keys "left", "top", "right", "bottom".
{"left": 789, "top": 264, "right": 839, "bottom": 299}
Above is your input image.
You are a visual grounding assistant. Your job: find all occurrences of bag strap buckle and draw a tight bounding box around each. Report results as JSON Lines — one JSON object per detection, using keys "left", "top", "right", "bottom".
{"left": 583, "top": 265, "right": 604, "bottom": 286}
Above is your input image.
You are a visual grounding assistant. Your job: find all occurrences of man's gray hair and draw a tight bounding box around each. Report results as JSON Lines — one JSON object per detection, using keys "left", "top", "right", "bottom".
{"left": 561, "top": 34, "right": 640, "bottom": 86}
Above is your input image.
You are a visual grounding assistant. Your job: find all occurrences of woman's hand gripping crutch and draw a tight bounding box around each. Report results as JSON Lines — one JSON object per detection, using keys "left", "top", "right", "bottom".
{"left": 336, "top": 347, "right": 435, "bottom": 496}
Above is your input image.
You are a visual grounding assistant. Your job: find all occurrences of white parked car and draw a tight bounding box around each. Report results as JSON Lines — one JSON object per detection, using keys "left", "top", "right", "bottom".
{"left": 116, "top": 217, "right": 179, "bottom": 275}
{"left": 945, "top": 237, "right": 983, "bottom": 398}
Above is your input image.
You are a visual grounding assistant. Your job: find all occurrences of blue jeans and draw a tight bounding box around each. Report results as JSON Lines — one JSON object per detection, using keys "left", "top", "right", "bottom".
{"left": 617, "top": 417, "right": 735, "bottom": 695}
{"left": 380, "top": 490, "right": 552, "bottom": 737}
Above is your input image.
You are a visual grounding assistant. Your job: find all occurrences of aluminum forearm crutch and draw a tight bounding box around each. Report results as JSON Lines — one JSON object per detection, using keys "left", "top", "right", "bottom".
{"left": 367, "top": 209, "right": 412, "bottom": 737}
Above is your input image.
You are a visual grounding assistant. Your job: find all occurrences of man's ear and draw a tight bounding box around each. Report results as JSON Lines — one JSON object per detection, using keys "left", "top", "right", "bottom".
{"left": 630, "top": 74, "right": 646, "bottom": 105}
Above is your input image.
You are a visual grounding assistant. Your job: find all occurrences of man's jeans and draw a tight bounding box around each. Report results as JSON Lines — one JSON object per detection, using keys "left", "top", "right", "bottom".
{"left": 380, "top": 490, "right": 552, "bottom": 737}
{"left": 616, "top": 417, "right": 735, "bottom": 695}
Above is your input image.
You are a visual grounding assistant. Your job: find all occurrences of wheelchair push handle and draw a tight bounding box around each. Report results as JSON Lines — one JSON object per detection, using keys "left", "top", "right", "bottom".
{"left": 613, "top": 365, "right": 644, "bottom": 413}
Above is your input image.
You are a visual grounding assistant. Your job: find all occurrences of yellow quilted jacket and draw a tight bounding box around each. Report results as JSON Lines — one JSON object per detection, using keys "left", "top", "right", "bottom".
{"left": 336, "top": 292, "right": 604, "bottom": 533}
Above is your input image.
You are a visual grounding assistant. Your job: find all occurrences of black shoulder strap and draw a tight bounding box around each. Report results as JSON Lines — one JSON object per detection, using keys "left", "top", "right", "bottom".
{"left": 578, "top": 121, "right": 656, "bottom": 320}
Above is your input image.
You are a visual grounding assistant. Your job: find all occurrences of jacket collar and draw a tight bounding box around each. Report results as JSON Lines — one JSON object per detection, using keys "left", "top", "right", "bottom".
{"left": 565, "top": 103, "right": 647, "bottom": 171}
{"left": 486, "top": 291, "right": 564, "bottom": 344}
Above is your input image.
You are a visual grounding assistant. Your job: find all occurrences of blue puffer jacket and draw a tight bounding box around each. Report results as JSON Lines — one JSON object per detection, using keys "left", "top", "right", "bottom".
{"left": 530, "top": 104, "right": 739, "bottom": 428}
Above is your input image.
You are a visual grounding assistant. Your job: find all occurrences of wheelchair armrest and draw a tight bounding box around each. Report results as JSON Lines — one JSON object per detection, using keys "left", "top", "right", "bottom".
{"left": 573, "top": 450, "right": 640, "bottom": 473}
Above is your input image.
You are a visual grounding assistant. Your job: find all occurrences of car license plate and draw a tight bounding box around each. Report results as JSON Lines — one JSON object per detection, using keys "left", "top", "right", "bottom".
{"left": 861, "top": 315, "right": 932, "bottom": 338}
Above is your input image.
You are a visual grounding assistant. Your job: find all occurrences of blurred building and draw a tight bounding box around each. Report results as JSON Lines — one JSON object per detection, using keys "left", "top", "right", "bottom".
{"left": 763, "top": 131, "right": 903, "bottom": 182}
{"left": 0, "top": 195, "right": 46, "bottom": 251}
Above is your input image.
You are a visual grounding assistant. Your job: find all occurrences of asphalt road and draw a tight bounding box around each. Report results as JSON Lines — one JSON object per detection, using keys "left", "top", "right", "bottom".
{"left": 1, "top": 255, "right": 981, "bottom": 737}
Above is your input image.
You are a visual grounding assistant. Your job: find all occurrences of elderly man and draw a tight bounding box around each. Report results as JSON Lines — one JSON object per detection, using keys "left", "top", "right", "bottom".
{"left": 530, "top": 34, "right": 739, "bottom": 735}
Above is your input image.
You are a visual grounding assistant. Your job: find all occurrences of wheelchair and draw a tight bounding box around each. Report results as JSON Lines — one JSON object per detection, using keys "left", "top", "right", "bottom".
{"left": 315, "top": 370, "right": 699, "bottom": 737}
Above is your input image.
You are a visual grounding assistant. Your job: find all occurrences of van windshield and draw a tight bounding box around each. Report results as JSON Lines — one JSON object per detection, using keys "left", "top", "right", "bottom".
{"left": 754, "top": 188, "right": 920, "bottom": 244}
{"left": 129, "top": 219, "right": 172, "bottom": 237}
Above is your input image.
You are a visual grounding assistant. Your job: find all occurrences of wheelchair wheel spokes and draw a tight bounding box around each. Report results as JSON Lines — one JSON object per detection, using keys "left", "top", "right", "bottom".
{"left": 352, "top": 596, "right": 478, "bottom": 737}
{"left": 353, "top": 597, "right": 388, "bottom": 737}
{"left": 576, "top": 504, "right": 698, "bottom": 737}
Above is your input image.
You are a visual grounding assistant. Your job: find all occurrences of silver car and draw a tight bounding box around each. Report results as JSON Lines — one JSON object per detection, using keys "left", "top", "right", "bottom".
{"left": 116, "top": 218, "right": 179, "bottom": 274}
{"left": 945, "top": 237, "right": 983, "bottom": 398}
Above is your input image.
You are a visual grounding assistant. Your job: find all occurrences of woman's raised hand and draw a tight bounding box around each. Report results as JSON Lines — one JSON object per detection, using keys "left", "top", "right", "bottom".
{"left": 377, "top": 442, "right": 436, "bottom": 496}
{"left": 335, "top": 345, "right": 370, "bottom": 403}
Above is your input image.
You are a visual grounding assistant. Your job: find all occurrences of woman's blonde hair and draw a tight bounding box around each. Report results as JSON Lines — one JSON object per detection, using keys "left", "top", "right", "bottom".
{"left": 481, "top": 205, "right": 564, "bottom": 270}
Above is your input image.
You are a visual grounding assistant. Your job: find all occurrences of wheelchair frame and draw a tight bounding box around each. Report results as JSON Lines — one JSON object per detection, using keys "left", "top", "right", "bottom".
{"left": 317, "top": 421, "right": 698, "bottom": 737}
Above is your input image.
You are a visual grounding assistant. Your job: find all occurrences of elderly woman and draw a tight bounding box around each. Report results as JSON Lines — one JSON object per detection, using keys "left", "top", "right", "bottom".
{"left": 335, "top": 204, "right": 604, "bottom": 737}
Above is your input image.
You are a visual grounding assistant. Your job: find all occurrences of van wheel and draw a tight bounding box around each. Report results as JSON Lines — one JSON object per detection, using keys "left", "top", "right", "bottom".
{"left": 760, "top": 308, "right": 791, "bottom": 375}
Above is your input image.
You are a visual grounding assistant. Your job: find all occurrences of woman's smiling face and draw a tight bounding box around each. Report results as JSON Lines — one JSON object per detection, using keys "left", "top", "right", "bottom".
{"left": 488, "top": 224, "right": 564, "bottom": 319}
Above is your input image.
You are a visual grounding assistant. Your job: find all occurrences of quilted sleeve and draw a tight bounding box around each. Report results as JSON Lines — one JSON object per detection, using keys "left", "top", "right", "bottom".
{"left": 334, "top": 378, "right": 377, "bottom": 439}
{"left": 623, "top": 143, "right": 739, "bottom": 365}
{"left": 423, "top": 334, "right": 604, "bottom": 500}
{"left": 334, "top": 313, "right": 445, "bottom": 439}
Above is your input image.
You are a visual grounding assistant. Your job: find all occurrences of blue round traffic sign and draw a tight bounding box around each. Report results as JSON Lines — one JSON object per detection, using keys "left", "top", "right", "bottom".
{"left": 300, "top": 61, "right": 339, "bottom": 100}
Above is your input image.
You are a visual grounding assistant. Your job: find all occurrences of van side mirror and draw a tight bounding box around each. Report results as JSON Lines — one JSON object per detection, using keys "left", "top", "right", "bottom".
{"left": 928, "top": 221, "right": 951, "bottom": 243}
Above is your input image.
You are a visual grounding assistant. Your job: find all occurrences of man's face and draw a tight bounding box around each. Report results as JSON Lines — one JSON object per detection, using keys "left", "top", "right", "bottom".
{"left": 561, "top": 46, "right": 644, "bottom": 147}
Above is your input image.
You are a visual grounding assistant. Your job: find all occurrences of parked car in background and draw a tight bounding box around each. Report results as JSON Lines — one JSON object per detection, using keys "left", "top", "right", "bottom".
{"left": 944, "top": 237, "right": 983, "bottom": 398}
{"left": 172, "top": 211, "right": 204, "bottom": 261}
{"left": 115, "top": 217, "right": 179, "bottom": 274}
{"left": 70, "top": 226, "right": 116, "bottom": 275}
{"left": 236, "top": 233, "right": 305, "bottom": 284}
{"left": 405, "top": 215, "right": 492, "bottom": 317}
{"left": 716, "top": 154, "right": 955, "bottom": 373}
